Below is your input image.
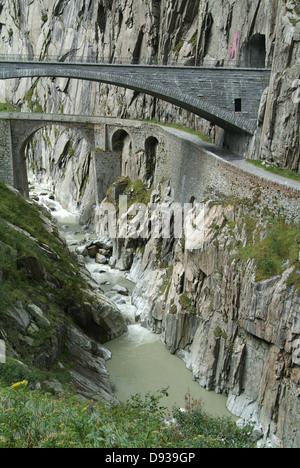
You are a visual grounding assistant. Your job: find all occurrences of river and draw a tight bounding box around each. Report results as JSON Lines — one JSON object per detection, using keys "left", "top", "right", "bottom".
{"left": 30, "top": 184, "right": 234, "bottom": 418}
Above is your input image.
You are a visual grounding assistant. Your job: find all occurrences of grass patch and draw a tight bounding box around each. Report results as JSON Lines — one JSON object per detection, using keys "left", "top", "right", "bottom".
{"left": 125, "top": 179, "right": 153, "bottom": 207}
{"left": 179, "top": 293, "right": 196, "bottom": 314}
{"left": 106, "top": 176, "right": 153, "bottom": 208}
{"left": 0, "top": 101, "right": 20, "bottom": 112}
{"left": 238, "top": 216, "right": 300, "bottom": 291}
{"left": 0, "top": 180, "right": 87, "bottom": 310}
{"left": 23, "top": 80, "right": 44, "bottom": 113}
{"left": 246, "top": 159, "right": 300, "bottom": 183}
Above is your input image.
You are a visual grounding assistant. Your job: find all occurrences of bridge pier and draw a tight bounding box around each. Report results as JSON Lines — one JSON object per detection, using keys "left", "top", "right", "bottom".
{"left": 94, "top": 149, "right": 122, "bottom": 205}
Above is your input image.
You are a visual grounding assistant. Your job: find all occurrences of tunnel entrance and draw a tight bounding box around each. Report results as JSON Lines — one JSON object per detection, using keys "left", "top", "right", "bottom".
{"left": 240, "top": 34, "right": 266, "bottom": 68}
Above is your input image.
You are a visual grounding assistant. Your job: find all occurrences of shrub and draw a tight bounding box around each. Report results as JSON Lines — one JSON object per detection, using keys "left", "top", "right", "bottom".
{"left": 0, "top": 386, "right": 255, "bottom": 448}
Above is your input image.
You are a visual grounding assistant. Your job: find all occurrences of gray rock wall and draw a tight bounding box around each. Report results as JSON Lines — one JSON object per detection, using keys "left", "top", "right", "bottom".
{"left": 126, "top": 198, "right": 300, "bottom": 448}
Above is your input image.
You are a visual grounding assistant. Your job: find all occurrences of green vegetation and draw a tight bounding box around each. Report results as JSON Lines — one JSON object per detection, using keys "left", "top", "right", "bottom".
{"left": 238, "top": 217, "right": 300, "bottom": 290}
{"left": 214, "top": 327, "right": 228, "bottom": 340}
{"left": 23, "top": 80, "right": 43, "bottom": 113}
{"left": 0, "top": 101, "right": 20, "bottom": 112}
{"left": 189, "top": 32, "right": 198, "bottom": 47}
{"left": 106, "top": 176, "right": 153, "bottom": 208}
{"left": 205, "top": 196, "right": 299, "bottom": 292}
{"left": 246, "top": 159, "right": 300, "bottom": 183}
{"left": 125, "top": 179, "right": 153, "bottom": 207}
{"left": 179, "top": 293, "right": 196, "bottom": 314}
{"left": 0, "top": 358, "right": 71, "bottom": 394}
{"left": 173, "top": 40, "right": 184, "bottom": 55}
{"left": 0, "top": 383, "right": 255, "bottom": 448}
{"left": 0, "top": 179, "right": 87, "bottom": 312}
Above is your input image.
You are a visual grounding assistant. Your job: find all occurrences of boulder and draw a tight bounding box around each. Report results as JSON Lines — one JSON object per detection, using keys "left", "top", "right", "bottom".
{"left": 76, "top": 245, "right": 88, "bottom": 257}
{"left": 68, "top": 294, "right": 127, "bottom": 344}
{"left": 87, "top": 245, "right": 98, "bottom": 258}
{"left": 93, "top": 237, "right": 113, "bottom": 251}
{"left": 111, "top": 284, "right": 129, "bottom": 296}
{"left": 95, "top": 253, "right": 108, "bottom": 265}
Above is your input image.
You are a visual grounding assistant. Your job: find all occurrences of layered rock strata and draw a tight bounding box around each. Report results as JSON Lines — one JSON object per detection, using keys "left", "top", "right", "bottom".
{"left": 114, "top": 190, "right": 300, "bottom": 448}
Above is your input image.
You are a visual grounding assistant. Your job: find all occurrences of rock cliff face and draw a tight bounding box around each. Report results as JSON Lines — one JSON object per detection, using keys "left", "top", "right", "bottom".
{"left": 0, "top": 181, "right": 127, "bottom": 401}
{"left": 250, "top": 0, "right": 300, "bottom": 172}
{"left": 117, "top": 189, "right": 300, "bottom": 448}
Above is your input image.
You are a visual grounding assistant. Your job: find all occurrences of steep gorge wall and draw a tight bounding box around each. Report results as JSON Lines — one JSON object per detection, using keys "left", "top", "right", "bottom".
{"left": 115, "top": 191, "right": 300, "bottom": 448}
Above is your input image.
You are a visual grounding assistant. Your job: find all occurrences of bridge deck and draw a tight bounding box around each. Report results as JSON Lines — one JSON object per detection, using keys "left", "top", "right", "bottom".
{"left": 0, "top": 60, "right": 271, "bottom": 135}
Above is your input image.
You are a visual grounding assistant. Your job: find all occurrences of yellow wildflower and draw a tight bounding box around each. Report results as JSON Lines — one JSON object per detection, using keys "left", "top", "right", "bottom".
{"left": 11, "top": 380, "right": 28, "bottom": 388}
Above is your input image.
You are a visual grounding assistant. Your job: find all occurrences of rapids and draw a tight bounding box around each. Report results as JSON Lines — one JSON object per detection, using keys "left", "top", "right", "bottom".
{"left": 30, "top": 183, "right": 234, "bottom": 417}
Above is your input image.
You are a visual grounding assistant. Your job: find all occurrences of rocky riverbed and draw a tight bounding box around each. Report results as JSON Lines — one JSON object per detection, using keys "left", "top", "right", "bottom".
{"left": 31, "top": 183, "right": 234, "bottom": 416}
{"left": 29, "top": 180, "right": 300, "bottom": 448}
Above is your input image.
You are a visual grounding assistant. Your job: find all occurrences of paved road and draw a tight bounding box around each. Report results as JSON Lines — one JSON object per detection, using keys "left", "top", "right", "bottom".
{"left": 164, "top": 126, "right": 300, "bottom": 192}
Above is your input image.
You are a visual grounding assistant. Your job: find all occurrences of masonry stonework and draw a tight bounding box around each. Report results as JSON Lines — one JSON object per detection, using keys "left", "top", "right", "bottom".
{"left": 0, "top": 113, "right": 299, "bottom": 223}
{"left": 156, "top": 130, "right": 300, "bottom": 222}
{"left": 0, "top": 120, "right": 14, "bottom": 186}
{"left": 0, "top": 61, "right": 271, "bottom": 135}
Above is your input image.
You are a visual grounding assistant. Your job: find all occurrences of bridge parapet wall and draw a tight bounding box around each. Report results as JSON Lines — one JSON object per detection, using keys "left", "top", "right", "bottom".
{"left": 157, "top": 129, "right": 300, "bottom": 223}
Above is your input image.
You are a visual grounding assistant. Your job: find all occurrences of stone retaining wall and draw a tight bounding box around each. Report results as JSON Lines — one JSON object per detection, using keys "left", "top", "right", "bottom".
{"left": 0, "top": 120, "right": 13, "bottom": 186}
{"left": 156, "top": 128, "right": 300, "bottom": 222}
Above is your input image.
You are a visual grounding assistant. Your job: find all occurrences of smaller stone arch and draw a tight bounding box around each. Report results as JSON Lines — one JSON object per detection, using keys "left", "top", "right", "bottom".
{"left": 111, "top": 129, "right": 133, "bottom": 178}
{"left": 144, "top": 136, "right": 158, "bottom": 185}
{"left": 10, "top": 119, "right": 96, "bottom": 196}
{"left": 111, "top": 129, "right": 132, "bottom": 152}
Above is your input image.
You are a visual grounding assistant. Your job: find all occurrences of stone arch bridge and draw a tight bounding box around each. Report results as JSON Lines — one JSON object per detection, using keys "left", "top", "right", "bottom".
{"left": 0, "top": 59, "right": 271, "bottom": 135}
{"left": 0, "top": 112, "right": 299, "bottom": 223}
{"left": 0, "top": 113, "right": 162, "bottom": 199}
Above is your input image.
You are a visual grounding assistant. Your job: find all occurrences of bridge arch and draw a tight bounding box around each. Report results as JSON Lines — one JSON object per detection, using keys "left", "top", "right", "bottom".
{"left": 9, "top": 119, "right": 96, "bottom": 197}
{"left": 25, "top": 124, "right": 94, "bottom": 196}
{"left": 111, "top": 128, "right": 132, "bottom": 152}
{"left": 145, "top": 136, "right": 158, "bottom": 184}
{"left": 0, "top": 61, "right": 271, "bottom": 135}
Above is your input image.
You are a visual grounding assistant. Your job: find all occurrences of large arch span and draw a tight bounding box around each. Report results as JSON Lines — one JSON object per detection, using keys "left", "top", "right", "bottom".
{"left": 0, "top": 60, "right": 271, "bottom": 135}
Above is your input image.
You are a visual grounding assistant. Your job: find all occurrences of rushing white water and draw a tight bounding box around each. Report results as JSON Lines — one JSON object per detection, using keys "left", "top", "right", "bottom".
{"left": 30, "top": 184, "right": 234, "bottom": 418}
